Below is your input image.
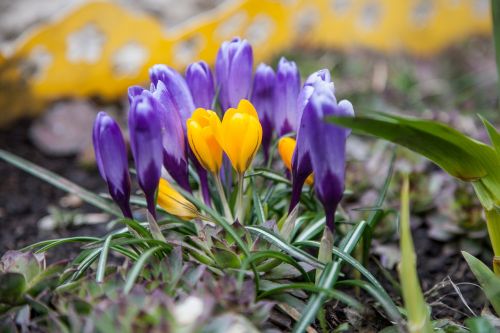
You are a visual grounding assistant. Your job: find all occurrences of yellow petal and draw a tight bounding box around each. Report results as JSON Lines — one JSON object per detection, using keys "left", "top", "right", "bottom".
{"left": 157, "top": 178, "right": 198, "bottom": 220}
{"left": 278, "top": 137, "right": 296, "bottom": 172}
{"left": 186, "top": 108, "right": 223, "bottom": 173}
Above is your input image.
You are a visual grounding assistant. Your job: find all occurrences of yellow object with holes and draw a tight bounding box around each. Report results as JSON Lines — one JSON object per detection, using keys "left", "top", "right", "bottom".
{"left": 0, "top": 0, "right": 492, "bottom": 126}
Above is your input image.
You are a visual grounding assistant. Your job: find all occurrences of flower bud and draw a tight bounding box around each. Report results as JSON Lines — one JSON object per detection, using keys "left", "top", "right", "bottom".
{"left": 251, "top": 63, "right": 275, "bottom": 162}
{"left": 278, "top": 137, "right": 313, "bottom": 185}
{"left": 92, "top": 112, "right": 132, "bottom": 218}
{"left": 215, "top": 38, "right": 253, "bottom": 112}
{"left": 149, "top": 64, "right": 195, "bottom": 128}
{"left": 217, "top": 99, "right": 262, "bottom": 173}
{"left": 128, "top": 92, "right": 163, "bottom": 218}
{"left": 186, "top": 61, "right": 215, "bottom": 109}
{"left": 274, "top": 57, "right": 301, "bottom": 136}
{"left": 157, "top": 178, "right": 199, "bottom": 220}
{"left": 186, "top": 108, "right": 223, "bottom": 174}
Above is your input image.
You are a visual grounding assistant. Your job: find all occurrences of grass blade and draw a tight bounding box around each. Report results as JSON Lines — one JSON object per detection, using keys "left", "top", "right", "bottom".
{"left": 0, "top": 149, "right": 121, "bottom": 216}
{"left": 124, "top": 246, "right": 163, "bottom": 294}
{"left": 399, "top": 176, "right": 433, "bottom": 333}
{"left": 96, "top": 235, "right": 113, "bottom": 283}
{"left": 246, "top": 225, "right": 323, "bottom": 269}
{"left": 293, "top": 220, "right": 367, "bottom": 332}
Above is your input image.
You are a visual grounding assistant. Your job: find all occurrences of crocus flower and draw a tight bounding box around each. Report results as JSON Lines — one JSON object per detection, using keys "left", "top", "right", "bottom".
{"left": 289, "top": 69, "right": 333, "bottom": 211}
{"left": 148, "top": 82, "right": 191, "bottom": 191}
{"left": 215, "top": 37, "right": 253, "bottom": 112}
{"left": 186, "top": 61, "right": 215, "bottom": 109}
{"left": 274, "top": 57, "right": 301, "bottom": 136}
{"left": 92, "top": 112, "right": 132, "bottom": 218}
{"left": 299, "top": 82, "right": 354, "bottom": 231}
{"left": 187, "top": 108, "right": 223, "bottom": 174}
{"left": 251, "top": 63, "right": 275, "bottom": 162}
{"left": 278, "top": 137, "right": 313, "bottom": 185}
{"left": 157, "top": 178, "right": 199, "bottom": 220}
{"left": 128, "top": 92, "right": 164, "bottom": 218}
{"left": 216, "top": 99, "right": 262, "bottom": 174}
{"left": 149, "top": 64, "right": 195, "bottom": 128}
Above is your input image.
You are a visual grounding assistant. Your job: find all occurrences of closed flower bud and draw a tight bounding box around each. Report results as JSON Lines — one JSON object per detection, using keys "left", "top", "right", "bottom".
{"left": 274, "top": 57, "right": 301, "bottom": 136}
{"left": 251, "top": 63, "right": 276, "bottom": 162}
{"left": 92, "top": 112, "right": 132, "bottom": 218}
{"left": 186, "top": 61, "right": 215, "bottom": 109}
{"left": 278, "top": 137, "right": 313, "bottom": 185}
{"left": 186, "top": 108, "right": 223, "bottom": 174}
{"left": 215, "top": 38, "right": 253, "bottom": 112}
{"left": 149, "top": 64, "right": 195, "bottom": 128}
{"left": 299, "top": 81, "right": 354, "bottom": 231}
{"left": 217, "top": 99, "right": 262, "bottom": 174}
{"left": 157, "top": 178, "right": 199, "bottom": 220}
{"left": 128, "top": 92, "right": 164, "bottom": 218}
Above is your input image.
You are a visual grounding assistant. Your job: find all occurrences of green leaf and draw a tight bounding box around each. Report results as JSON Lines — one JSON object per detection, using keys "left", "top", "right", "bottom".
{"left": 124, "top": 246, "right": 163, "bottom": 294}
{"left": 252, "top": 180, "right": 266, "bottom": 225}
{"left": 399, "top": 175, "right": 433, "bottom": 333}
{"left": 246, "top": 225, "right": 323, "bottom": 269}
{"left": 329, "top": 113, "right": 500, "bottom": 209}
{"left": 0, "top": 149, "right": 121, "bottom": 216}
{"left": 462, "top": 251, "right": 500, "bottom": 316}
{"left": 479, "top": 115, "right": 500, "bottom": 156}
{"left": 464, "top": 317, "right": 496, "bottom": 333}
{"left": 96, "top": 235, "right": 113, "bottom": 283}
{"left": 293, "top": 220, "right": 369, "bottom": 332}
{"left": 0, "top": 272, "right": 26, "bottom": 304}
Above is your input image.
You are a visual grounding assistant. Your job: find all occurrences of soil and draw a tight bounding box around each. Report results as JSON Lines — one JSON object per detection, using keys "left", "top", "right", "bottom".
{"left": 0, "top": 119, "right": 107, "bottom": 260}
{"left": 0, "top": 119, "right": 489, "bottom": 330}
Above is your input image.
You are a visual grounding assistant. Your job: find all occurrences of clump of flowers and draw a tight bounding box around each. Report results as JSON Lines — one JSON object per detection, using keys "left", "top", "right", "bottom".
{"left": 93, "top": 36, "right": 354, "bottom": 265}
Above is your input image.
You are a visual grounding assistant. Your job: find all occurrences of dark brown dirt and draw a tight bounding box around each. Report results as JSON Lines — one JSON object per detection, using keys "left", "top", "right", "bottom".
{"left": 0, "top": 119, "right": 106, "bottom": 259}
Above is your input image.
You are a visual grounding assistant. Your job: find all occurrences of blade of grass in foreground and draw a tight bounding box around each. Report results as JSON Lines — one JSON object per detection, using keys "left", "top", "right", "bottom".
{"left": 0, "top": 149, "right": 121, "bottom": 216}
{"left": 399, "top": 176, "right": 432, "bottom": 333}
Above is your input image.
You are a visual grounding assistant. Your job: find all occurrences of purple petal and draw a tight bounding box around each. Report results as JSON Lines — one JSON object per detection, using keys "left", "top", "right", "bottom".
{"left": 186, "top": 61, "right": 215, "bottom": 109}
{"left": 274, "top": 57, "right": 301, "bottom": 136}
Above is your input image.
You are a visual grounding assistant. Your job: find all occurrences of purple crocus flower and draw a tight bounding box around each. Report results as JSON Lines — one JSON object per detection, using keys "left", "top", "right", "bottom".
{"left": 149, "top": 64, "right": 195, "bottom": 128}
{"left": 186, "top": 61, "right": 215, "bottom": 109}
{"left": 92, "top": 112, "right": 132, "bottom": 218}
{"left": 251, "top": 63, "right": 276, "bottom": 162}
{"left": 289, "top": 69, "right": 333, "bottom": 211}
{"left": 298, "top": 81, "right": 354, "bottom": 231}
{"left": 128, "top": 92, "right": 164, "bottom": 219}
{"left": 274, "top": 57, "right": 301, "bottom": 136}
{"left": 215, "top": 37, "right": 253, "bottom": 112}
{"left": 149, "top": 83, "right": 191, "bottom": 191}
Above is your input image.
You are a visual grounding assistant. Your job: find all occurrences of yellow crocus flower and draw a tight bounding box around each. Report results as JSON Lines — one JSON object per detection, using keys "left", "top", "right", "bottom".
{"left": 278, "top": 137, "right": 313, "bottom": 185}
{"left": 157, "top": 178, "right": 199, "bottom": 220}
{"left": 186, "top": 108, "right": 223, "bottom": 174}
{"left": 217, "top": 99, "right": 262, "bottom": 173}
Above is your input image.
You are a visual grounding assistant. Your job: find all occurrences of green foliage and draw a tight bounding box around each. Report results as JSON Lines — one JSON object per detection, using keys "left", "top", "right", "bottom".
{"left": 329, "top": 112, "right": 500, "bottom": 210}
{"left": 399, "top": 176, "right": 433, "bottom": 333}
{"left": 462, "top": 251, "right": 500, "bottom": 316}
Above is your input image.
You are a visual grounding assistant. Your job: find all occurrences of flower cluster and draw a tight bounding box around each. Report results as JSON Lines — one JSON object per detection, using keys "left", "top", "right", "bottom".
{"left": 92, "top": 37, "right": 353, "bottom": 234}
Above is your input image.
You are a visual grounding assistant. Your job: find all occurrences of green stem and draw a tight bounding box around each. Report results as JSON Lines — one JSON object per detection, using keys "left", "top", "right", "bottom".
{"left": 236, "top": 172, "right": 245, "bottom": 224}
{"left": 485, "top": 208, "right": 500, "bottom": 275}
{"left": 214, "top": 173, "right": 234, "bottom": 223}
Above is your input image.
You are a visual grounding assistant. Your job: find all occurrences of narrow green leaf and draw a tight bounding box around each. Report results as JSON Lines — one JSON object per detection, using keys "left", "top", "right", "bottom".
{"left": 399, "top": 176, "right": 433, "bottom": 333}
{"left": 246, "top": 225, "right": 323, "bottom": 269}
{"left": 0, "top": 273, "right": 26, "bottom": 304}
{"left": 462, "top": 251, "right": 500, "bottom": 316}
{"left": 124, "top": 246, "right": 163, "bottom": 294}
{"left": 479, "top": 115, "right": 500, "bottom": 156}
{"left": 250, "top": 168, "right": 292, "bottom": 185}
{"left": 96, "top": 235, "right": 113, "bottom": 283}
{"left": 252, "top": 180, "right": 266, "bottom": 225}
{"left": 0, "top": 149, "right": 122, "bottom": 216}
{"left": 293, "top": 220, "right": 368, "bottom": 332}
{"left": 258, "top": 282, "right": 364, "bottom": 311}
